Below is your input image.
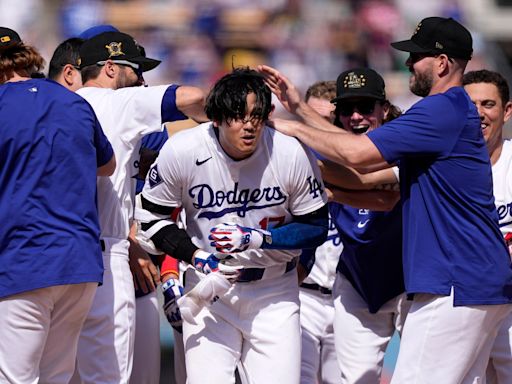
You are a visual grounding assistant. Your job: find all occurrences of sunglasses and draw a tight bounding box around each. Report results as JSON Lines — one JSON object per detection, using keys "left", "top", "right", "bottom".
{"left": 338, "top": 100, "right": 377, "bottom": 117}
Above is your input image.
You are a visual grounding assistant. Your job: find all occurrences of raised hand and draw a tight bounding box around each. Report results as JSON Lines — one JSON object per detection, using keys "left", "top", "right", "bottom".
{"left": 257, "top": 65, "right": 302, "bottom": 114}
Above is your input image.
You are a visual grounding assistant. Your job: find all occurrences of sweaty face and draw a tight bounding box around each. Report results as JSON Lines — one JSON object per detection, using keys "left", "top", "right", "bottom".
{"left": 217, "top": 92, "right": 266, "bottom": 160}
{"left": 406, "top": 53, "right": 434, "bottom": 97}
{"left": 336, "top": 97, "right": 387, "bottom": 134}
{"left": 306, "top": 97, "right": 335, "bottom": 123}
{"left": 464, "top": 82, "right": 512, "bottom": 160}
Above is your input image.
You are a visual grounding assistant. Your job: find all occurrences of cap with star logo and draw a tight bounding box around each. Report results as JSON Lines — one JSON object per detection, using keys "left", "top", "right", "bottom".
{"left": 391, "top": 17, "right": 473, "bottom": 60}
{"left": 78, "top": 31, "right": 160, "bottom": 72}
{"left": 331, "top": 68, "right": 386, "bottom": 103}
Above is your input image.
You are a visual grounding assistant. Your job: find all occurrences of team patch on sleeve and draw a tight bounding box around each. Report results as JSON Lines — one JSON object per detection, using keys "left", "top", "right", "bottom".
{"left": 307, "top": 176, "right": 324, "bottom": 198}
{"left": 148, "top": 165, "right": 162, "bottom": 188}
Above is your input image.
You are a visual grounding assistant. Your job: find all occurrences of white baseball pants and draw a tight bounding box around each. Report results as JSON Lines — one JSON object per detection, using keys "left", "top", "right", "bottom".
{"left": 333, "top": 273, "right": 410, "bottom": 384}
{"left": 391, "top": 289, "right": 512, "bottom": 384}
{"left": 182, "top": 269, "right": 301, "bottom": 384}
{"left": 486, "top": 310, "right": 512, "bottom": 383}
{"left": 71, "top": 238, "right": 136, "bottom": 384}
{"left": 299, "top": 287, "right": 340, "bottom": 384}
{"left": 131, "top": 290, "right": 160, "bottom": 384}
{"left": 0, "top": 282, "right": 96, "bottom": 384}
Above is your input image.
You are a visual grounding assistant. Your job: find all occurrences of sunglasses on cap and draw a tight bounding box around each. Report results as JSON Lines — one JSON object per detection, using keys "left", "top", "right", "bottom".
{"left": 338, "top": 99, "right": 378, "bottom": 117}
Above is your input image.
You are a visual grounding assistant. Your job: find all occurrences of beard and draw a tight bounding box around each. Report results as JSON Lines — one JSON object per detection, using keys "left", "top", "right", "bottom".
{"left": 409, "top": 69, "right": 433, "bottom": 97}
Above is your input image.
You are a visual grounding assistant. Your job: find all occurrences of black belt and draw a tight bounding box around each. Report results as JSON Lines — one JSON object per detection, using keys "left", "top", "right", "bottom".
{"left": 100, "top": 239, "right": 105, "bottom": 252}
{"left": 300, "top": 282, "right": 332, "bottom": 295}
{"left": 237, "top": 259, "right": 297, "bottom": 283}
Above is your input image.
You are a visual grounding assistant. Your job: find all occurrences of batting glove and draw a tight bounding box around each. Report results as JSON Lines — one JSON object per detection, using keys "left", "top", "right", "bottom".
{"left": 162, "top": 278, "right": 184, "bottom": 333}
{"left": 193, "top": 250, "right": 242, "bottom": 281}
{"left": 209, "top": 223, "right": 271, "bottom": 253}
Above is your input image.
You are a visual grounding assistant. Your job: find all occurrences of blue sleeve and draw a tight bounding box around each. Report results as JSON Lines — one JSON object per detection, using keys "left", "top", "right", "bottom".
{"left": 141, "top": 130, "right": 169, "bottom": 152}
{"left": 367, "top": 91, "right": 468, "bottom": 164}
{"left": 262, "top": 205, "right": 328, "bottom": 249}
{"left": 92, "top": 112, "right": 113, "bottom": 167}
{"left": 161, "top": 85, "right": 188, "bottom": 123}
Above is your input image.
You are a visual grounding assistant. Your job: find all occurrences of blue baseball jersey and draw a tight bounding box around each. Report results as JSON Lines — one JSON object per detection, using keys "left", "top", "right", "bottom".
{"left": 330, "top": 203, "right": 404, "bottom": 313}
{"left": 368, "top": 86, "right": 512, "bottom": 305}
{"left": 0, "top": 79, "right": 113, "bottom": 298}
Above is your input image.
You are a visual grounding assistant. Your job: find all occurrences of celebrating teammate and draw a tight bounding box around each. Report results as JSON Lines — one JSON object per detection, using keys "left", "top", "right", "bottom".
{"left": 326, "top": 68, "right": 409, "bottom": 383}
{"left": 135, "top": 67, "right": 328, "bottom": 383}
{"left": 0, "top": 27, "right": 115, "bottom": 383}
{"left": 463, "top": 69, "right": 512, "bottom": 384}
{"left": 68, "top": 31, "right": 207, "bottom": 383}
{"left": 259, "top": 16, "right": 512, "bottom": 383}
{"left": 298, "top": 80, "right": 342, "bottom": 384}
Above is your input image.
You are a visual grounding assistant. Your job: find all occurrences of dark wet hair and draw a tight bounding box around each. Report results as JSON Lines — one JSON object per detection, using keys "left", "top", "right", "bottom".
{"left": 48, "top": 37, "right": 84, "bottom": 80}
{"left": 463, "top": 69, "right": 510, "bottom": 107}
{"left": 205, "top": 67, "right": 272, "bottom": 124}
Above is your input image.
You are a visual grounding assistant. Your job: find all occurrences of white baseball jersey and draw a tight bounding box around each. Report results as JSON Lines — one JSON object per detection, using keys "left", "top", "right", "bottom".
{"left": 302, "top": 213, "right": 342, "bottom": 289}
{"left": 492, "top": 139, "right": 512, "bottom": 237}
{"left": 77, "top": 85, "right": 168, "bottom": 240}
{"left": 142, "top": 122, "right": 327, "bottom": 268}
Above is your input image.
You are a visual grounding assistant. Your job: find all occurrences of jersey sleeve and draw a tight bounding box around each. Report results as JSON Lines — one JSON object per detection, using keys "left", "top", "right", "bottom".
{"left": 287, "top": 141, "right": 328, "bottom": 215}
{"left": 141, "top": 138, "right": 184, "bottom": 208}
{"left": 367, "top": 93, "right": 466, "bottom": 164}
{"left": 161, "top": 85, "right": 188, "bottom": 123}
{"left": 88, "top": 104, "right": 113, "bottom": 167}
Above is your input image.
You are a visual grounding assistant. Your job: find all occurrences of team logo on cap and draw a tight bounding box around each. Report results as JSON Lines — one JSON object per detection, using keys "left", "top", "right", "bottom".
{"left": 435, "top": 42, "right": 444, "bottom": 49}
{"left": 413, "top": 22, "right": 422, "bottom": 36}
{"left": 344, "top": 72, "right": 366, "bottom": 89}
{"left": 0, "top": 36, "right": 11, "bottom": 43}
{"left": 105, "top": 42, "right": 124, "bottom": 57}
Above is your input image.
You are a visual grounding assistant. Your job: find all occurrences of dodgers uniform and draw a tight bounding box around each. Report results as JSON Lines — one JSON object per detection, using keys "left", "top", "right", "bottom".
{"left": 330, "top": 198, "right": 408, "bottom": 383}
{"left": 487, "top": 139, "right": 512, "bottom": 383}
{"left": 0, "top": 78, "right": 113, "bottom": 383}
{"left": 72, "top": 84, "right": 187, "bottom": 384}
{"left": 368, "top": 87, "right": 512, "bottom": 383}
{"left": 299, "top": 214, "right": 342, "bottom": 384}
{"left": 141, "top": 122, "right": 327, "bottom": 384}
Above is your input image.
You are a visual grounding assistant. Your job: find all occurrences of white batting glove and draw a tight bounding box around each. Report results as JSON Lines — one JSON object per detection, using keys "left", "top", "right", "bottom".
{"left": 208, "top": 223, "right": 271, "bottom": 253}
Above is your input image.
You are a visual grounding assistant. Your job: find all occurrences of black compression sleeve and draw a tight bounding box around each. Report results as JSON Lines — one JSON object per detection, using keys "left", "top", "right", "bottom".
{"left": 150, "top": 224, "right": 198, "bottom": 265}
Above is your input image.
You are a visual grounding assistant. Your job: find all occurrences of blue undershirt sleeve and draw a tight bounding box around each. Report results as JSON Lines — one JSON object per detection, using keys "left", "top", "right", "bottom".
{"left": 261, "top": 205, "right": 328, "bottom": 250}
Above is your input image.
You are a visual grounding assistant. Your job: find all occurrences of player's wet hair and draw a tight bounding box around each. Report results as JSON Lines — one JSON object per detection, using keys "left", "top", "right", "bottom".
{"left": 48, "top": 37, "right": 84, "bottom": 80}
{"left": 0, "top": 42, "right": 44, "bottom": 84}
{"left": 205, "top": 67, "right": 272, "bottom": 124}
{"left": 463, "top": 69, "right": 510, "bottom": 107}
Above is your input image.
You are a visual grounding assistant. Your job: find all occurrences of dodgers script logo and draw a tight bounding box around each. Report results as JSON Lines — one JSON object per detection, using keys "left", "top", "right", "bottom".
{"left": 189, "top": 182, "right": 287, "bottom": 220}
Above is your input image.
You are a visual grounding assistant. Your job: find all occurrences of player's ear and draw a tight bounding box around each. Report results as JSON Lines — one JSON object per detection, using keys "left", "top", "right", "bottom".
{"left": 63, "top": 64, "right": 75, "bottom": 86}
{"left": 268, "top": 104, "right": 276, "bottom": 119}
{"left": 504, "top": 100, "right": 512, "bottom": 124}
{"left": 104, "top": 60, "right": 117, "bottom": 79}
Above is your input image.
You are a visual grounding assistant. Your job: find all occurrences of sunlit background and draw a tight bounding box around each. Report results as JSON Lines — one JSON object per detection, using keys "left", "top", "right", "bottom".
{"left": 3, "top": 1, "right": 512, "bottom": 382}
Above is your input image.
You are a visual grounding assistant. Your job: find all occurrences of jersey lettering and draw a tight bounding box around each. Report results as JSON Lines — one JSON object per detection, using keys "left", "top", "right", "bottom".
{"left": 496, "top": 202, "right": 512, "bottom": 221}
{"left": 306, "top": 176, "right": 324, "bottom": 198}
{"left": 189, "top": 182, "right": 287, "bottom": 219}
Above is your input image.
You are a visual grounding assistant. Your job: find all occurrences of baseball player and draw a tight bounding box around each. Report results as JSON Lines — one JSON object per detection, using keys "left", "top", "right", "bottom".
{"left": 0, "top": 27, "right": 115, "bottom": 383}
{"left": 298, "top": 80, "right": 343, "bottom": 384}
{"left": 67, "top": 31, "right": 207, "bottom": 384}
{"left": 325, "top": 68, "right": 409, "bottom": 384}
{"left": 463, "top": 69, "right": 512, "bottom": 384}
{"left": 135, "top": 67, "right": 328, "bottom": 384}
{"left": 260, "top": 16, "right": 512, "bottom": 383}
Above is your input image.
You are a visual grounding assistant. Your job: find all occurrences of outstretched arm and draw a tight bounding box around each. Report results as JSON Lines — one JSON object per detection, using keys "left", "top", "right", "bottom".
{"left": 175, "top": 85, "right": 208, "bottom": 123}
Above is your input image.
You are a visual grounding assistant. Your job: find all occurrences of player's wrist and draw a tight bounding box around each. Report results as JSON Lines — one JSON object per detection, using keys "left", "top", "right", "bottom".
{"left": 252, "top": 228, "right": 272, "bottom": 249}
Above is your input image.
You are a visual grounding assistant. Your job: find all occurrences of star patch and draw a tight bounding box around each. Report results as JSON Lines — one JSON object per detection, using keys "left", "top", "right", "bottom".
{"left": 105, "top": 42, "right": 124, "bottom": 57}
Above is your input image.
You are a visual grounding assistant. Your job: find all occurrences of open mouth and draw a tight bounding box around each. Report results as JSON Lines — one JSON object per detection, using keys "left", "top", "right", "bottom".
{"left": 352, "top": 125, "right": 370, "bottom": 134}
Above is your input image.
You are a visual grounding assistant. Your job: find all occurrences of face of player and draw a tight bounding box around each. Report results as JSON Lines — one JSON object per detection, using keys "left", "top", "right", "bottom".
{"left": 115, "top": 64, "right": 140, "bottom": 89}
{"left": 464, "top": 81, "right": 512, "bottom": 161}
{"left": 216, "top": 92, "right": 269, "bottom": 160}
{"left": 306, "top": 97, "right": 335, "bottom": 123}
{"left": 336, "top": 97, "right": 388, "bottom": 134}
{"left": 406, "top": 53, "right": 435, "bottom": 97}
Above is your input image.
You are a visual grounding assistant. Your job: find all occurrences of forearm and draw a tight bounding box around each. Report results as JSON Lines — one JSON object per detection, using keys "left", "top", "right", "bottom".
{"left": 320, "top": 160, "right": 396, "bottom": 190}
{"left": 329, "top": 187, "right": 400, "bottom": 211}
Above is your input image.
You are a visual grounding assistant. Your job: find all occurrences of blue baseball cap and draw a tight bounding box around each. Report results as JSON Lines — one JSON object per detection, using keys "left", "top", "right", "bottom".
{"left": 79, "top": 24, "right": 119, "bottom": 39}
